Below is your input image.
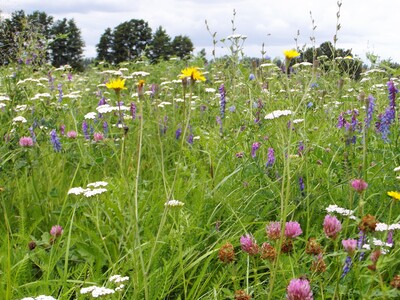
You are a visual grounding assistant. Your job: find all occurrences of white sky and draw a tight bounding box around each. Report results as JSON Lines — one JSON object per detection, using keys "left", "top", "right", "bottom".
{"left": 2, "top": 0, "right": 400, "bottom": 64}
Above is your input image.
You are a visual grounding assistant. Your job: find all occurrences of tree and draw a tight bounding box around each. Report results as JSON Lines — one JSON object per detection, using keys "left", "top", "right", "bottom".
{"left": 96, "top": 27, "right": 114, "bottom": 62}
{"left": 0, "top": 10, "right": 53, "bottom": 65}
{"left": 171, "top": 35, "right": 193, "bottom": 59}
{"left": 50, "top": 18, "right": 85, "bottom": 71}
{"left": 147, "top": 26, "right": 172, "bottom": 63}
{"left": 112, "top": 19, "right": 152, "bottom": 64}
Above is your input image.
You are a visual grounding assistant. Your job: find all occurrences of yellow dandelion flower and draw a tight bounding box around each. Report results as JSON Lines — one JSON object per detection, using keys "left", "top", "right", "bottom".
{"left": 387, "top": 191, "right": 400, "bottom": 201}
{"left": 138, "top": 79, "right": 145, "bottom": 87}
{"left": 179, "top": 67, "right": 206, "bottom": 82}
{"left": 106, "top": 78, "right": 127, "bottom": 93}
{"left": 283, "top": 49, "right": 300, "bottom": 60}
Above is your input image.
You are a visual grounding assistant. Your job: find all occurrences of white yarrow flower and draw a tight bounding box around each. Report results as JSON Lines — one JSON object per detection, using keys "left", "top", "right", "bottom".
{"left": 84, "top": 188, "right": 108, "bottom": 197}
{"left": 87, "top": 181, "right": 109, "bottom": 188}
{"left": 165, "top": 200, "right": 184, "bottom": 207}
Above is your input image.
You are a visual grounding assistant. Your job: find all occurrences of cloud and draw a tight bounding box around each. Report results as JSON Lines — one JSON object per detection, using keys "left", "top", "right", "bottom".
{"left": 2, "top": 0, "right": 400, "bottom": 62}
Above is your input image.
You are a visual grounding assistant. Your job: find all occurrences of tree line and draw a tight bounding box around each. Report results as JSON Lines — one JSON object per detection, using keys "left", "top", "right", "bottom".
{"left": 0, "top": 10, "right": 194, "bottom": 70}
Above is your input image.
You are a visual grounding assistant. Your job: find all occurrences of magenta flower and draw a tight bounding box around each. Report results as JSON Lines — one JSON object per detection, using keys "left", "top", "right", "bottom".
{"left": 285, "top": 221, "right": 302, "bottom": 238}
{"left": 19, "top": 136, "right": 34, "bottom": 147}
{"left": 342, "top": 239, "right": 357, "bottom": 254}
{"left": 50, "top": 225, "right": 63, "bottom": 237}
{"left": 67, "top": 131, "right": 78, "bottom": 138}
{"left": 351, "top": 179, "right": 368, "bottom": 193}
{"left": 266, "top": 221, "right": 281, "bottom": 240}
{"left": 240, "top": 234, "right": 259, "bottom": 255}
{"left": 286, "top": 278, "right": 313, "bottom": 300}
{"left": 93, "top": 132, "right": 104, "bottom": 142}
{"left": 323, "top": 215, "right": 342, "bottom": 239}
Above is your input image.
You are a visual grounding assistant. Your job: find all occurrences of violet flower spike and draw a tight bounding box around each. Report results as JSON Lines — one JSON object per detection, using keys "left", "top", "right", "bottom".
{"left": 219, "top": 84, "right": 226, "bottom": 119}
{"left": 50, "top": 129, "right": 62, "bottom": 152}
{"left": 251, "top": 142, "right": 261, "bottom": 158}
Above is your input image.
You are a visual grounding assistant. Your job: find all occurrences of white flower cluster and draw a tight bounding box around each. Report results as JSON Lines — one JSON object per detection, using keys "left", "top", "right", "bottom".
{"left": 68, "top": 181, "right": 108, "bottom": 197}
{"left": 109, "top": 274, "right": 129, "bottom": 283}
{"left": 264, "top": 109, "right": 293, "bottom": 120}
{"left": 80, "top": 286, "right": 115, "bottom": 297}
{"left": 21, "top": 296, "right": 57, "bottom": 300}
{"left": 81, "top": 274, "right": 129, "bottom": 297}
{"left": 12, "top": 116, "right": 28, "bottom": 124}
{"left": 325, "top": 205, "right": 356, "bottom": 219}
{"left": 375, "top": 222, "right": 400, "bottom": 231}
{"left": 165, "top": 200, "right": 185, "bottom": 207}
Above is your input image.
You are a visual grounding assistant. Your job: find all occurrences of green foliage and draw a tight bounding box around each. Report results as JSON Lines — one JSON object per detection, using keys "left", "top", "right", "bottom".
{"left": 147, "top": 26, "right": 172, "bottom": 63}
{"left": 1, "top": 8, "right": 400, "bottom": 300}
{"left": 49, "top": 18, "right": 85, "bottom": 71}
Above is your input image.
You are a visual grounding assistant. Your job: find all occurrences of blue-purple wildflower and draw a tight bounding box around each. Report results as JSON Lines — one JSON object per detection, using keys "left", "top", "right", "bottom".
{"left": 103, "top": 121, "right": 109, "bottom": 137}
{"left": 219, "top": 84, "right": 226, "bottom": 119}
{"left": 376, "top": 81, "right": 397, "bottom": 142}
{"left": 175, "top": 128, "right": 182, "bottom": 140}
{"left": 365, "top": 95, "right": 375, "bottom": 129}
{"left": 299, "top": 177, "right": 305, "bottom": 193}
{"left": 251, "top": 142, "right": 261, "bottom": 158}
{"left": 298, "top": 141, "right": 304, "bottom": 156}
{"left": 82, "top": 120, "right": 90, "bottom": 140}
{"left": 130, "top": 102, "right": 137, "bottom": 120}
{"left": 266, "top": 147, "right": 275, "bottom": 167}
{"left": 57, "top": 83, "right": 63, "bottom": 102}
{"left": 29, "top": 126, "right": 36, "bottom": 143}
{"left": 341, "top": 256, "right": 353, "bottom": 278}
{"left": 50, "top": 129, "right": 62, "bottom": 152}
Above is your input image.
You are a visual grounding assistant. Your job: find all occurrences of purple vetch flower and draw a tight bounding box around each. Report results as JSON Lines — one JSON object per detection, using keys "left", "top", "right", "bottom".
{"left": 299, "top": 177, "right": 305, "bottom": 193}
{"left": 67, "top": 72, "right": 73, "bottom": 81}
{"left": 82, "top": 121, "right": 90, "bottom": 140}
{"left": 57, "top": 83, "right": 63, "bottom": 102}
{"left": 266, "top": 147, "right": 275, "bottom": 167}
{"left": 341, "top": 255, "right": 353, "bottom": 278}
{"left": 249, "top": 73, "right": 256, "bottom": 80}
{"left": 29, "top": 126, "right": 36, "bottom": 143}
{"left": 50, "top": 129, "right": 62, "bottom": 152}
{"left": 98, "top": 96, "right": 107, "bottom": 106}
{"left": 387, "top": 230, "right": 394, "bottom": 245}
{"left": 298, "top": 141, "right": 304, "bottom": 156}
{"left": 251, "top": 142, "right": 261, "bottom": 158}
{"left": 376, "top": 81, "right": 398, "bottom": 142}
{"left": 130, "top": 102, "right": 137, "bottom": 120}
{"left": 286, "top": 278, "right": 313, "bottom": 300}
{"left": 365, "top": 95, "right": 375, "bottom": 129}
{"left": 187, "top": 134, "right": 194, "bottom": 145}
{"left": 387, "top": 80, "right": 398, "bottom": 107}
{"left": 175, "top": 127, "right": 182, "bottom": 140}
{"left": 358, "top": 230, "right": 366, "bottom": 261}
{"left": 103, "top": 121, "right": 109, "bottom": 136}
{"left": 219, "top": 84, "right": 226, "bottom": 119}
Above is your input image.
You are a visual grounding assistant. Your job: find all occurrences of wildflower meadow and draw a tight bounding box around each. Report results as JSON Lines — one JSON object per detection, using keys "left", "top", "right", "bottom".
{"left": 1, "top": 8, "right": 400, "bottom": 300}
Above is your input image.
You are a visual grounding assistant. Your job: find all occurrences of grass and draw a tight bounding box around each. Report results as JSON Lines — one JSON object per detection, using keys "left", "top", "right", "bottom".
{"left": 1, "top": 25, "right": 400, "bottom": 300}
